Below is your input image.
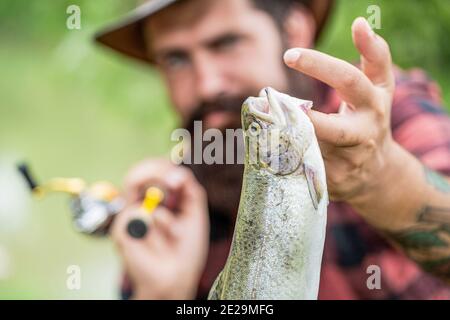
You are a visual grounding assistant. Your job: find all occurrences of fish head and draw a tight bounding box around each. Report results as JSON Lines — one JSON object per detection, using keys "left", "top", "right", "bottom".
{"left": 241, "top": 87, "right": 315, "bottom": 175}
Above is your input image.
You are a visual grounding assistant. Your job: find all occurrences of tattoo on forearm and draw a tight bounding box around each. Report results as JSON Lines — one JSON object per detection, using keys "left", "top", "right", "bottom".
{"left": 389, "top": 228, "right": 446, "bottom": 250}
{"left": 385, "top": 205, "right": 450, "bottom": 279}
{"left": 424, "top": 166, "right": 450, "bottom": 193}
{"left": 418, "top": 206, "right": 450, "bottom": 225}
{"left": 381, "top": 167, "right": 450, "bottom": 280}
{"left": 420, "top": 256, "right": 450, "bottom": 277}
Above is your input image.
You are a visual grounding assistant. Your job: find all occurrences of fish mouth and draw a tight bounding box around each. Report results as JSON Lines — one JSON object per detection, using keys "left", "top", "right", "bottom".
{"left": 243, "top": 87, "right": 312, "bottom": 127}
{"left": 243, "top": 87, "right": 285, "bottom": 126}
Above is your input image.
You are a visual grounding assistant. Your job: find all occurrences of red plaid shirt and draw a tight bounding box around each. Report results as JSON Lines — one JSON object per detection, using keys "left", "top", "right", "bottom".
{"left": 122, "top": 68, "right": 450, "bottom": 300}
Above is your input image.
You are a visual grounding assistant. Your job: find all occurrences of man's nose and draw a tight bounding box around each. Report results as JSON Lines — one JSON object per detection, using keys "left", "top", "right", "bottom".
{"left": 194, "top": 55, "right": 228, "bottom": 101}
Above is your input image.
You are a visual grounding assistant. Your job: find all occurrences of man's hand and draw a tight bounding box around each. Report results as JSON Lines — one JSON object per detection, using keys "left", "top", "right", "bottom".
{"left": 111, "top": 159, "right": 209, "bottom": 299}
{"left": 284, "top": 17, "right": 395, "bottom": 206}
{"left": 284, "top": 17, "right": 450, "bottom": 282}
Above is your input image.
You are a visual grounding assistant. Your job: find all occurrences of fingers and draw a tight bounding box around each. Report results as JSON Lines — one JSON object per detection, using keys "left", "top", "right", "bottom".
{"left": 351, "top": 17, "right": 394, "bottom": 92}
{"left": 111, "top": 205, "right": 176, "bottom": 253}
{"left": 123, "top": 159, "right": 208, "bottom": 240}
{"left": 110, "top": 205, "right": 136, "bottom": 244}
{"left": 109, "top": 205, "right": 165, "bottom": 279}
{"left": 307, "top": 109, "right": 372, "bottom": 146}
{"left": 283, "top": 17, "right": 395, "bottom": 106}
{"left": 283, "top": 17, "right": 395, "bottom": 147}
{"left": 152, "top": 207, "right": 177, "bottom": 239}
{"left": 110, "top": 206, "right": 155, "bottom": 265}
{"left": 124, "top": 159, "right": 196, "bottom": 206}
{"left": 284, "top": 47, "right": 376, "bottom": 108}
{"left": 123, "top": 158, "right": 173, "bottom": 204}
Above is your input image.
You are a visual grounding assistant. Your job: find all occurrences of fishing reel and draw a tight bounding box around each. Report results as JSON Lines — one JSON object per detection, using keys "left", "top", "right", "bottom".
{"left": 17, "top": 163, "right": 165, "bottom": 239}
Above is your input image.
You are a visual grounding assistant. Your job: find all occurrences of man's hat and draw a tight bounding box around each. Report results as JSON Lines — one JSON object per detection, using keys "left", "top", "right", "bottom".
{"left": 95, "top": 0, "right": 333, "bottom": 64}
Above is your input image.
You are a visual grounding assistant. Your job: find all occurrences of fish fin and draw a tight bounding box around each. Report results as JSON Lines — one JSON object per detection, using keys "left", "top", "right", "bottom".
{"left": 304, "top": 163, "right": 323, "bottom": 210}
{"left": 208, "top": 270, "right": 224, "bottom": 300}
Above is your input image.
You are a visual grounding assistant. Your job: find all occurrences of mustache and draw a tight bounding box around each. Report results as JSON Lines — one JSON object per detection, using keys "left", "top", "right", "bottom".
{"left": 183, "top": 95, "right": 250, "bottom": 129}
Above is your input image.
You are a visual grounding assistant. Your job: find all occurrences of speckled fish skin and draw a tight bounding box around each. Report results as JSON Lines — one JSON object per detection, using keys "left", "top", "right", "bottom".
{"left": 208, "top": 87, "right": 328, "bottom": 300}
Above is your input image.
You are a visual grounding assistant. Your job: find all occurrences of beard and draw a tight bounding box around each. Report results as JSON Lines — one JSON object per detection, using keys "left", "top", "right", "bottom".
{"left": 183, "top": 95, "right": 247, "bottom": 234}
{"left": 182, "top": 64, "right": 317, "bottom": 235}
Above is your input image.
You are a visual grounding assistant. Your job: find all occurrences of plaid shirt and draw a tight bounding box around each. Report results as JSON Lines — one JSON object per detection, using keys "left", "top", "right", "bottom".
{"left": 122, "top": 68, "right": 450, "bottom": 300}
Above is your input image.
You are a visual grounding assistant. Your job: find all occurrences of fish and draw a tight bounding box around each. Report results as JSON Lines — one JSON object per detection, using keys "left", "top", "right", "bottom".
{"left": 208, "top": 87, "right": 328, "bottom": 300}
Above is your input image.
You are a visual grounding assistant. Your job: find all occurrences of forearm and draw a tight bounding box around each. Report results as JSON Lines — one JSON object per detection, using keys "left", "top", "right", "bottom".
{"left": 350, "top": 141, "right": 450, "bottom": 281}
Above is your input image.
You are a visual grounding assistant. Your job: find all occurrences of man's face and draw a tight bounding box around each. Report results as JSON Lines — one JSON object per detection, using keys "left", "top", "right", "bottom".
{"left": 145, "top": 0, "right": 290, "bottom": 130}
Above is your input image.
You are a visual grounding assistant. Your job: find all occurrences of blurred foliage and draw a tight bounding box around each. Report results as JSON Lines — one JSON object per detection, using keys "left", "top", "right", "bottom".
{"left": 319, "top": 0, "right": 450, "bottom": 104}
{"left": 0, "top": 0, "right": 449, "bottom": 299}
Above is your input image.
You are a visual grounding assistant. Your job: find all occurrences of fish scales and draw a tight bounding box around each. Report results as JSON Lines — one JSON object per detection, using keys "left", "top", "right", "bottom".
{"left": 208, "top": 87, "right": 328, "bottom": 300}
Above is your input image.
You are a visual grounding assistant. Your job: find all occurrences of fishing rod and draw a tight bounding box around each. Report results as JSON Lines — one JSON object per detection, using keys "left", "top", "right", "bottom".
{"left": 17, "top": 163, "right": 165, "bottom": 239}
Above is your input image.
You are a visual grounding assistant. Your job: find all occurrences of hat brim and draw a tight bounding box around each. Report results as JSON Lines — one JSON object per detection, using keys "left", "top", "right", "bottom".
{"left": 95, "top": 0, "right": 333, "bottom": 65}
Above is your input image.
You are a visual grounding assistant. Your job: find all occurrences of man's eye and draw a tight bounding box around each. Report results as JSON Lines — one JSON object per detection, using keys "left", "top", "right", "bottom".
{"left": 164, "top": 54, "right": 189, "bottom": 69}
{"left": 214, "top": 35, "right": 241, "bottom": 51}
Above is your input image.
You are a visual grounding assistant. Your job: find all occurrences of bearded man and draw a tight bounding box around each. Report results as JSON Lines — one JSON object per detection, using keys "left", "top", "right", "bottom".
{"left": 95, "top": 0, "right": 450, "bottom": 299}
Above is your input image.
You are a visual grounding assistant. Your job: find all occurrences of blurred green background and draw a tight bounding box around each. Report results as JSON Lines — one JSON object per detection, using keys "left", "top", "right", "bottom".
{"left": 0, "top": 0, "right": 449, "bottom": 299}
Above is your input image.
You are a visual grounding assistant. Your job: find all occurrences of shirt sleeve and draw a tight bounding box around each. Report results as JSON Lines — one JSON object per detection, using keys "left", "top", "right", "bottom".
{"left": 391, "top": 68, "right": 450, "bottom": 175}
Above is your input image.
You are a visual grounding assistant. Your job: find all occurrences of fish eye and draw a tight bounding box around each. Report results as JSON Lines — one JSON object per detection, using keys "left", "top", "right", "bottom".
{"left": 248, "top": 122, "right": 261, "bottom": 136}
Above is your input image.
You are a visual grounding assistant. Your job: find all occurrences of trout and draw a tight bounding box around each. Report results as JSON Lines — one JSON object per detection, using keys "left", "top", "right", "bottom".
{"left": 208, "top": 87, "right": 328, "bottom": 300}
